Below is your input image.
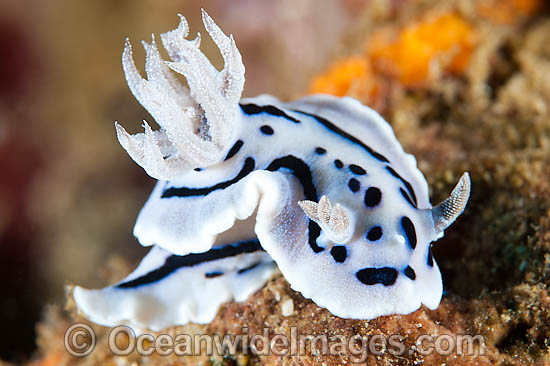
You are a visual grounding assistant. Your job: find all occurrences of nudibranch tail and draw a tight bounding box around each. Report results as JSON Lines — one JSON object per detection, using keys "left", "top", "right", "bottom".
{"left": 117, "top": 10, "right": 245, "bottom": 180}
{"left": 431, "top": 172, "right": 471, "bottom": 234}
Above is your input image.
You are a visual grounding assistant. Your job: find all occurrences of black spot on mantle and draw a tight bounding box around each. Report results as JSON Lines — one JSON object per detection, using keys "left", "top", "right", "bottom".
{"left": 330, "top": 246, "right": 347, "bottom": 263}
{"left": 348, "top": 178, "right": 361, "bottom": 193}
{"left": 366, "top": 226, "right": 383, "bottom": 241}
{"left": 356, "top": 267, "right": 398, "bottom": 286}
{"left": 364, "top": 187, "right": 382, "bottom": 207}
{"left": 237, "top": 262, "right": 261, "bottom": 274}
{"left": 205, "top": 271, "right": 224, "bottom": 278}
{"left": 260, "top": 125, "right": 274, "bottom": 135}
{"left": 349, "top": 164, "right": 366, "bottom": 175}
{"left": 401, "top": 216, "right": 417, "bottom": 250}
{"left": 315, "top": 147, "right": 327, "bottom": 155}
{"left": 404, "top": 265, "right": 416, "bottom": 280}
{"left": 427, "top": 247, "right": 434, "bottom": 267}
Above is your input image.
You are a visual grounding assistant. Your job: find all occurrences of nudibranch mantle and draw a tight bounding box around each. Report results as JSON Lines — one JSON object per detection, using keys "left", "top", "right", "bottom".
{"left": 73, "top": 11, "right": 471, "bottom": 332}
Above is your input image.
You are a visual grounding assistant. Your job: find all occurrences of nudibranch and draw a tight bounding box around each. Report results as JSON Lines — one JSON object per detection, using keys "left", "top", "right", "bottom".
{"left": 73, "top": 11, "right": 471, "bottom": 331}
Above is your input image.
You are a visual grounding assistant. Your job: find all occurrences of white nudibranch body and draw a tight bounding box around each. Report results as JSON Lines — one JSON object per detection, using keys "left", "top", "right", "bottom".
{"left": 73, "top": 11, "right": 471, "bottom": 332}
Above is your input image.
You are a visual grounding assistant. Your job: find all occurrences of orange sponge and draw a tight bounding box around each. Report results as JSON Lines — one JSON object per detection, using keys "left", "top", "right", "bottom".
{"left": 367, "top": 13, "right": 475, "bottom": 86}
{"left": 309, "top": 57, "right": 373, "bottom": 97}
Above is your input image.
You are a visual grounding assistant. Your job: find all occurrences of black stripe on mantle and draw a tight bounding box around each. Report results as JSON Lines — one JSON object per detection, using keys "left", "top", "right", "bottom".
{"left": 161, "top": 153, "right": 324, "bottom": 254}
{"left": 266, "top": 155, "right": 324, "bottom": 253}
{"left": 240, "top": 103, "right": 301, "bottom": 124}
{"left": 291, "top": 109, "right": 390, "bottom": 163}
{"left": 116, "top": 239, "right": 263, "bottom": 288}
{"left": 162, "top": 157, "right": 255, "bottom": 198}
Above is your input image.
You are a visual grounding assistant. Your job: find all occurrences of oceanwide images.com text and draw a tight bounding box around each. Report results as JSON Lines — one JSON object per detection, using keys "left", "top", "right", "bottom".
{"left": 64, "top": 323, "right": 486, "bottom": 362}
